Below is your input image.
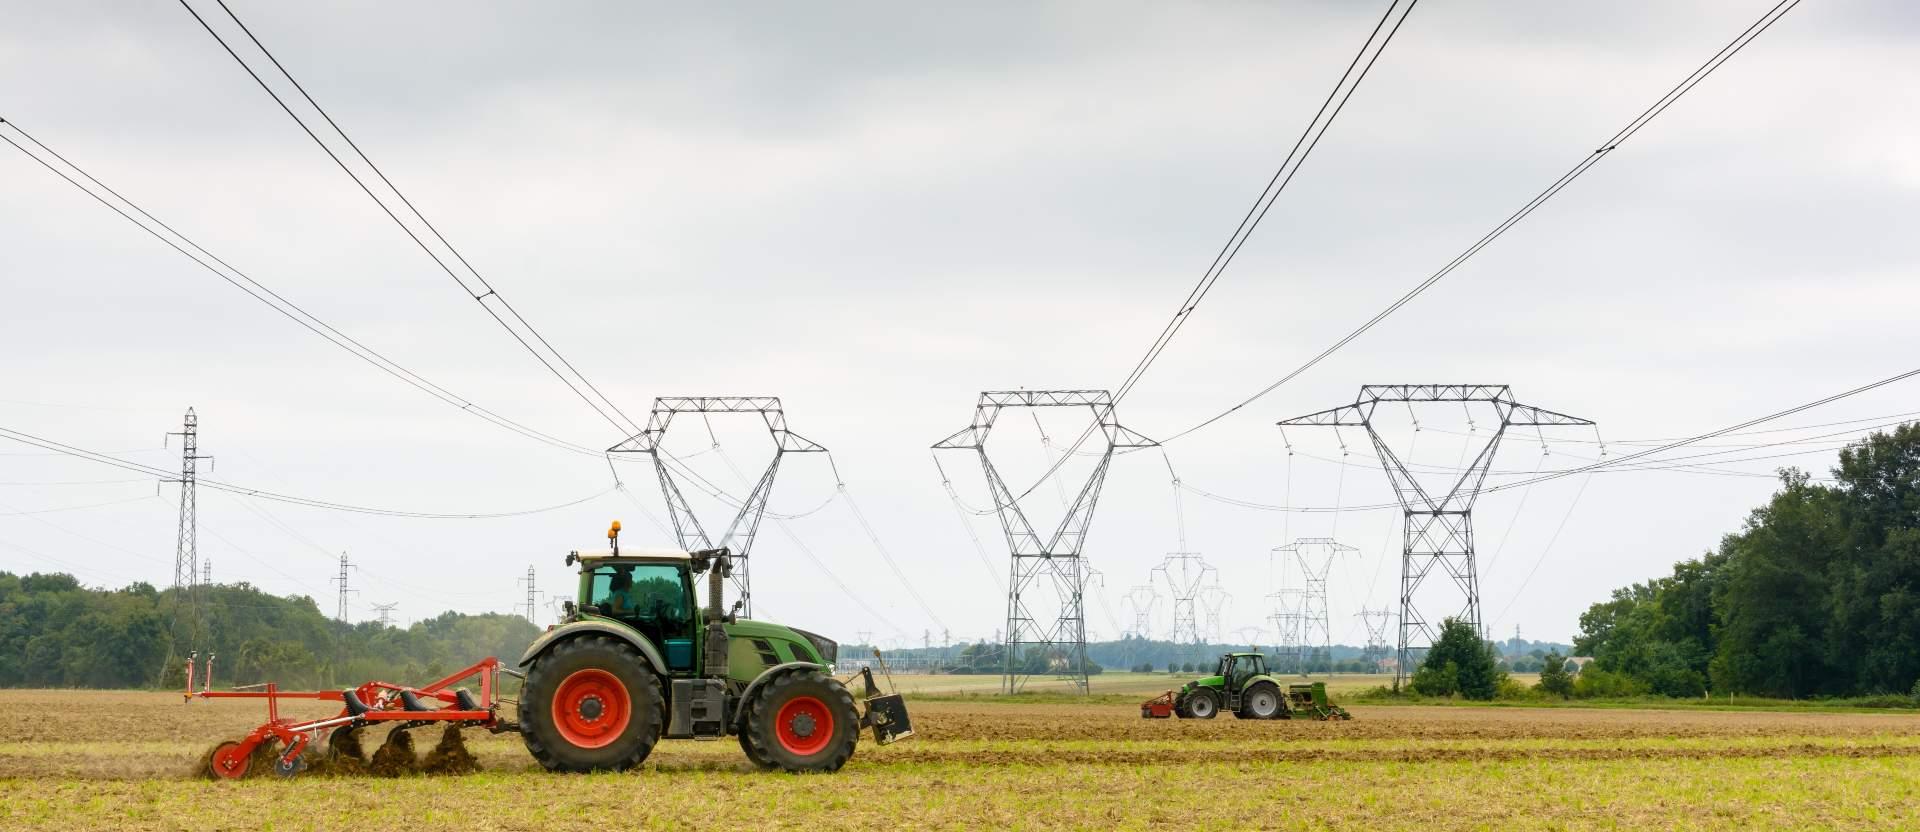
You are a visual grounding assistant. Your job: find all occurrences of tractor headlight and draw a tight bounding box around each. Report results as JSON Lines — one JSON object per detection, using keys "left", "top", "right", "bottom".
{"left": 791, "top": 627, "right": 838, "bottom": 667}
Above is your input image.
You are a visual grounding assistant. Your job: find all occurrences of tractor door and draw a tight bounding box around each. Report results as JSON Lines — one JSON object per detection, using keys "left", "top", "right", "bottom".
{"left": 587, "top": 563, "right": 698, "bottom": 673}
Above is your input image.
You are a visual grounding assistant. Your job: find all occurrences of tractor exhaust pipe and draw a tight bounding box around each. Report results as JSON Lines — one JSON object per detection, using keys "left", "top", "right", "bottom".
{"left": 696, "top": 547, "right": 733, "bottom": 680}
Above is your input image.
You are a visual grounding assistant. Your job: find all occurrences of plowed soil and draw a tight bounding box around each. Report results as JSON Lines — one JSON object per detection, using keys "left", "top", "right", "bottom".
{"left": 4, "top": 690, "right": 1919, "bottom": 830}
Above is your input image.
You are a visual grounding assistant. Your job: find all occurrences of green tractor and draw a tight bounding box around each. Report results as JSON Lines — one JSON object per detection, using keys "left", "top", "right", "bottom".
{"left": 515, "top": 522, "right": 912, "bottom": 772}
{"left": 1161, "top": 652, "right": 1352, "bottom": 720}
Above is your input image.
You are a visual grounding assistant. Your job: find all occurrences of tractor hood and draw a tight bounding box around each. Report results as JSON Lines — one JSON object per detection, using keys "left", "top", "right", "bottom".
{"left": 1181, "top": 674, "right": 1226, "bottom": 693}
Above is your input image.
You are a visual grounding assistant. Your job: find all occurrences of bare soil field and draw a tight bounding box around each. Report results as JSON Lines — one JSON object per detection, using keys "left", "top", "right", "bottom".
{"left": 3, "top": 689, "right": 1918, "bottom": 830}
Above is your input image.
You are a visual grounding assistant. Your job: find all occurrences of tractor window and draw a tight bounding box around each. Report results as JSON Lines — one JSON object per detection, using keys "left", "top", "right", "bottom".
{"left": 588, "top": 564, "right": 692, "bottom": 634}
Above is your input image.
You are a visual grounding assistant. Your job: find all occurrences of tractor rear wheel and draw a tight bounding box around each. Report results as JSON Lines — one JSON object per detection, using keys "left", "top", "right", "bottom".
{"left": 1185, "top": 688, "right": 1220, "bottom": 719}
{"left": 1239, "top": 683, "right": 1283, "bottom": 720}
{"left": 519, "top": 635, "right": 663, "bottom": 772}
{"left": 747, "top": 670, "right": 859, "bottom": 773}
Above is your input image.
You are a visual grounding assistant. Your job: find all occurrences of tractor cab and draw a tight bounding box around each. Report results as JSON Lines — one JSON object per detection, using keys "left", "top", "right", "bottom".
{"left": 575, "top": 551, "right": 700, "bottom": 672}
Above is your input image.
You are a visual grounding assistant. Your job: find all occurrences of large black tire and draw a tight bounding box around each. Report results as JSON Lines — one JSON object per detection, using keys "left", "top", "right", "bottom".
{"left": 519, "top": 635, "right": 663, "bottom": 772}
{"left": 1184, "top": 688, "right": 1220, "bottom": 719}
{"left": 1238, "top": 682, "right": 1283, "bottom": 720}
{"left": 747, "top": 670, "right": 859, "bottom": 773}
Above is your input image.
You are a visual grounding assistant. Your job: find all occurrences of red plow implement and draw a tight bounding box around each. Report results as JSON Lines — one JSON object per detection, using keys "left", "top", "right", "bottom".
{"left": 187, "top": 656, "right": 517, "bottom": 779}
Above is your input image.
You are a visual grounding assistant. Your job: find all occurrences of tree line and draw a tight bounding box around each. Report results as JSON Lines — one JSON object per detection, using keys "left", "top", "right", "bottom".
{"left": 1573, "top": 423, "right": 1920, "bottom": 699}
{"left": 0, "top": 572, "right": 539, "bottom": 690}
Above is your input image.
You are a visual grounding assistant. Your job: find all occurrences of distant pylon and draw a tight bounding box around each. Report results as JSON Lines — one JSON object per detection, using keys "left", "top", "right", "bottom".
{"left": 165, "top": 408, "right": 212, "bottom": 644}
{"left": 1199, "top": 584, "right": 1231, "bottom": 644}
{"left": 1356, "top": 608, "right": 1394, "bottom": 670}
{"left": 518, "top": 565, "right": 538, "bottom": 625}
{"left": 202, "top": 560, "right": 212, "bottom": 587}
{"left": 330, "top": 553, "right": 357, "bottom": 623}
{"left": 1273, "top": 538, "right": 1359, "bottom": 674}
{"left": 1153, "top": 552, "right": 1214, "bottom": 644}
{"left": 1122, "top": 585, "right": 1159, "bottom": 639}
{"left": 372, "top": 602, "right": 399, "bottom": 628}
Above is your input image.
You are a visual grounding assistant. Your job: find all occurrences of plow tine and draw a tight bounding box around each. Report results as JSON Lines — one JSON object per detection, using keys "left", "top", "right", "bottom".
{"left": 369, "top": 728, "right": 420, "bottom": 777}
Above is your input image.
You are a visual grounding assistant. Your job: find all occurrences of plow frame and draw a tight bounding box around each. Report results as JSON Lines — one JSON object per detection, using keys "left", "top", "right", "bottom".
{"left": 192, "top": 656, "right": 511, "bottom": 779}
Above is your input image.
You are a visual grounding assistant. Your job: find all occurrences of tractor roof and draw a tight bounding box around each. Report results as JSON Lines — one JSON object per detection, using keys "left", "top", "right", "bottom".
{"left": 1225, "top": 651, "right": 1267, "bottom": 657}
{"left": 572, "top": 548, "right": 691, "bottom": 563}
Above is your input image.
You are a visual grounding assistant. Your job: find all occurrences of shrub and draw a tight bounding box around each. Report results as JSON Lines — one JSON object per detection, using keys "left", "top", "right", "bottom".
{"left": 1496, "top": 677, "right": 1537, "bottom": 701}
{"left": 1572, "top": 668, "right": 1647, "bottom": 699}
{"left": 1536, "top": 651, "right": 1574, "bottom": 699}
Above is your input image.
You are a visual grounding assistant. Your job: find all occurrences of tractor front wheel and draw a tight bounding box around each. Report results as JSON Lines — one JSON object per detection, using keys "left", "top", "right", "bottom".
{"left": 737, "top": 726, "right": 777, "bottom": 770}
{"left": 519, "top": 635, "right": 663, "bottom": 772}
{"left": 1239, "top": 683, "right": 1283, "bottom": 719}
{"left": 747, "top": 670, "right": 859, "bottom": 773}
{"left": 1185, "top": 689, "right": 1220, "bottom": 719}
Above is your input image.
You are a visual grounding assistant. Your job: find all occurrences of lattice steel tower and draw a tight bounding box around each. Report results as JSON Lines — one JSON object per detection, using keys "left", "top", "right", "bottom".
{"left": 1199, "top": 584, "right": 1231, "bottom": 645}
{"left": 1153, "top": 552, "right": 1215, "bottom": 645}
{"left": 164, "top": 408, "right": 212, "bottom": 642}
{"left": 1122, "top": 585, "right": 1159, "bottom": 639}
{"left": 1274, "top": 538, "right": 1358, "bottom": 674}
{"left": 934, "top": 390, "right": 1156, "bottom": 693}
{"left": 609, "top": 397, "right": 825, "bottom": 618}
{"left": 1268, "top": 588, "right": 1303, "bottom": 674}
{"left": 1356, "top": 608, "right": 1394, "bottom": 670}
{"left": 1279, "top": 385, "right": 1592, "bottom": 684}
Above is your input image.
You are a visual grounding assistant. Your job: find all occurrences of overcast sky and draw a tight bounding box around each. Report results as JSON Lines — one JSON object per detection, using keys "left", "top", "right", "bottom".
{"left": 3, "top": 1, "right": 1917, "bottom": 651}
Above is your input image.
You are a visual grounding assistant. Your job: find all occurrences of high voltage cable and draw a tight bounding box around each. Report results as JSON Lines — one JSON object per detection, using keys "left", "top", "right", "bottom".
{"left": 1489, "top": 365, "right": 1920, "bottom": 494}
{"left": 176, "top": 0, "right": 643, "bottom": 439}
{"left": 1112, "top": 0, "right": 1419, "bottom": 404}
{"left": 1014, "top": 0, "right": 1418, "bottom": 505}
{"left": 0, "top": 425, "right": 613, "bottom": 519}
{"left": 174, "top": 1, "right": 774, "bottom": 513}
{"left": 1161, "top": 0, "right": 1806, "bottom": 444}
{"left": 0, "top": 120, "right": 609, "bottom": 459}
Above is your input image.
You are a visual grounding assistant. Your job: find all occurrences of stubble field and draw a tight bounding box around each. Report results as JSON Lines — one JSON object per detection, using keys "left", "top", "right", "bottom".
{"left": 3, "top": 686, "right": 1918, "bottom": 831}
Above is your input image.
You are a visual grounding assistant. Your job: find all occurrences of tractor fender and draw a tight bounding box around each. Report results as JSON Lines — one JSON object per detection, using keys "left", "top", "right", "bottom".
{"left": 518, "top": 620, "right": 668, "bottom": 675}
{"left": 732, "top": 661, "right": 829, "bottom": 730}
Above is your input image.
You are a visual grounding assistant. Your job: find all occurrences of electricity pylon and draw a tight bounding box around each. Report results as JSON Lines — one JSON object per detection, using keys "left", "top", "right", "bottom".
{"left": 1356, "top": 608, "right": 1394, "bottom": 671}
{"left": 608, "top": 397, "right": 826, "bottom": 618}
{"left": 1279, "top": 385, "right": 1593, "bottom": 685}
{"left": 933, "top": 390, "right": 1156, "bottom": 694}
{"left": 1153, "top": 552, "right": 1214, "bottom": 645}
{"left": 1273, "top": 538, "right": 1359, "bottom": 675}
{"left": 1122, "top": 585, "right": 1159, "bottom": 639}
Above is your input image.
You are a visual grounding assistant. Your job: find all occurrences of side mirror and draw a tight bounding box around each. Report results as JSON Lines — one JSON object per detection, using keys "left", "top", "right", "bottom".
{"left": 562, "top": 600, "right": 577, "bottom": 618}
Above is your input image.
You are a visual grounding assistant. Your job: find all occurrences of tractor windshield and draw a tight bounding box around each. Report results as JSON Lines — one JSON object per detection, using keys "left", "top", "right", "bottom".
{"left": 588, "top": 564, "right": 694, "bottom": 662}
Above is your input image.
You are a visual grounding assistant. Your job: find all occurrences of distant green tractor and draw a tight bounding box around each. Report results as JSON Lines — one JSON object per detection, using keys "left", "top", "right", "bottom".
{"left": 1149, "top": 652, "right": 1352, "bottom": 720}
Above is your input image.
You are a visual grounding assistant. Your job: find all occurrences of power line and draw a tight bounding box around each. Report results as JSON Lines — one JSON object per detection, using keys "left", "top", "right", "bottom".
{"left": 1016, "top": 0, "right": 1419, "bottom": 504}
{"left": 0, "top": 424, "right": 613, "bottom": 519}
{"left": 176, "top": 0, "right": 644, "bottom": 438}
{"left": 1113, "top": 0, "right": 1419, "bottom": 403}
{"left": 0, "top": 119, "right": 608, "bottom": 459}
{"left": 1161, "top": 0, "right": 1806, "bottom": 443}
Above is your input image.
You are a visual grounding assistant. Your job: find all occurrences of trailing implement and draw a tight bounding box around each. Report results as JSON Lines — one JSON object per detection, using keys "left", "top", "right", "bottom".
{"left": 1143, "top": 652, "right": 1353, "bottom": 721}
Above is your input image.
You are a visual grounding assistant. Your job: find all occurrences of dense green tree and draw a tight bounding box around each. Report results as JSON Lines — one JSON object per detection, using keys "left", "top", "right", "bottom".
{"left": 1412, "top": 618, "right": 1506, "bottom": 700}
{"left": 1536, "top": 650, "right": 1573, "bottom": 699}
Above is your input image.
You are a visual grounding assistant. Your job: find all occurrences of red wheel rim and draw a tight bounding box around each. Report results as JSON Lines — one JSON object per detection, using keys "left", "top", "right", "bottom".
{"left": 552, "top": 669, "right": 631, "bottom": 749}
{"left": 774, "top": 695, "right": 834, "bottom": 756}
{"left": 209, "top": 741, "right": 250, "bottom": 780}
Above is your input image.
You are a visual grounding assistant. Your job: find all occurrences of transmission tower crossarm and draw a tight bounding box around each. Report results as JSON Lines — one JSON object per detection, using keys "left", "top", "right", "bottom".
{"left": 1276, "top": 402, "right": 1372, "bottom": 427}
{"left": 606, "top": 396, "right": 824, "bottom": 618}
